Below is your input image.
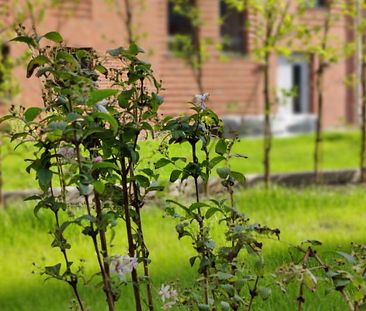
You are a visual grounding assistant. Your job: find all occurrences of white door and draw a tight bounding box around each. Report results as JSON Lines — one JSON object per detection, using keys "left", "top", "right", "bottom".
{"left": 276, "top": 53, "right": 309, "bottom": 115}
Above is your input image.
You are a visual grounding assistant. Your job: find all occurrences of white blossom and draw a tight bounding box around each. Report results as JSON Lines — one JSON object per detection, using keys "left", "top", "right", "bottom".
{"left": 159, "top": 284, "right": 178, "bottom": 309}
{"left": 193, "top": 92, "right": 209, "bottom": 110}
{"left": 110, "top": 255, "right": 138, "bottom": 279}
{"left": 159, "top": 284, "right": 171, "bottom": 302}
{"left": 57, "top": 147, "right": 76, "bottom": 160}
{"left": 95, "top": 99, "right": 109, "bottom": 113}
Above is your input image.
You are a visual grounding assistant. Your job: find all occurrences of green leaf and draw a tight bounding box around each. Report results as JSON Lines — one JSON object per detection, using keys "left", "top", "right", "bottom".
{"left": 95, "top": 64, "right": 108, "bottom": 74}
{"left": 217, "top": 167, "right": 230, "bottom": 179}
{"left": 221, "top": 301, "right": 230, "bottom": 311}
{"left": 302, "top": 240, "right": 322, "bottom": 246}
{"left": 205, "top": 207, "right": 222, "bottom": 219}
{"left": 0, "top": 114, "right": 15, "bottom": 123}
{"left": 230, "top": 171, "right": 246, "bottom": 185}
{"left": 92, "top": 161, "right": 119, "bottom": 171}
{"left": 154, "top": 158, "right": 172, "bottom": 169}
{"left": 24, "top": 107, "right": 42, "bottom": 122}
{"left": 258, "top": 287, "right": 272, "bottom": 300}
{"left": 117, "top": 89, "right": 134, "bottom": 108}
{"left": 78, "top": 183, "right": 90, "bottom": 196}
{"left": 107, "top": 47, "right": 123, "bottom": 57}
{"left": 220, "top": 284, "right": 235, "bottom": 296}
{"left": 128, "top": 42, "right": 144, "bottom": 55}
{"left": 336, "top": 251, "right": 357, "bottom": 265}
{"left": 146, "top": 185, "right": 165, "bottom": 192}
{"left": 215, "top": 139, "right": 227, "bottom": 155}
{"left": 209, "top": 156, "right": 225, "bottom": 169}
{"left": 134, "top": 175, "right": 150, "bottom": 188}
{"left": 93, "top": 180, "right": 105, "bottom": 194}
{"left": 10, "top": 35, "right": 36, "bottom": 47}
{"left": 303, "top": 269, "right": 317, "bottom": 292}
{"left": 91, "top": 112, "right": 119, "bottom": 135}
{"left": 198, "top": 304, "right": 210, "bottom": 311}
{"left": 189, "top": 256, "right": 198, "bottom": 267}
{"left": 170, "top": 169, "right": 181, "bottom": 182}
{"left": 254, "top": 257, "right": 264, "bottom": 277}
{"left": 87, "top": 89, "right": 118, "bottom": 106}
{"left": 166, "top": 199, "right": 190, "bottom": 214}
{"left": 27, "top": 55, "right": 50, "bottom": 78}
{"left": 37, "top": 168, "right": 52, "bottom": 190}
{"left": 24, "top": 195, "right": 42, "bottom": 201}
{"left": 189, "top": 202, "right": 209, "bottom": 212}
{"left": 43, "top": 31, "right": 63, "bottom": 43}
{"left": 45, "top": 263, "right": 61, "bottom": 277}
{"left": 216, "top": 272, "right": 234, "bottom": 280}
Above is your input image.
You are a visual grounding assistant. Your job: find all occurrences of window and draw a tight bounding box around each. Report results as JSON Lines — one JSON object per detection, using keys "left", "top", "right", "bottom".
{"left": 220, "top": 1, "right": 247, "bottom": 54}
{"left": 56, "top": 0, "right": 93, "bottom": 19}
{"left": 315, "top": 0, "right": 327, "bottom": 7}
{"left": 0, "top": 44, "right": 10, "bottom": 86}
{"left": 167, "top": 1, "right": 198, "bottom": 53}
{"left": 168, "top": 2, "right": 194, "bottom": 37}
{"left": 304, "top": 0, "right": 328, "bottom": 8}
{"left": 0, "top": 0, "right": 8, "bottom": 16}
{"left": 0, "top": 44, "right": 10, "bottom": 104}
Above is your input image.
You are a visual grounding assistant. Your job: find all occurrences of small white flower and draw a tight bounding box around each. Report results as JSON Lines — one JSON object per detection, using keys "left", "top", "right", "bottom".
{"left": 110, "top": 255, "right": 138, "bottom": 279}
{"left": 159, "top": 284, "right": 178, "bottom": 308}
{"left": 163, "top": 301, "right": 176, "bottom": 309}
{"left": 95, "top": 99, "right": 109, "bottom": 113}
{"left": 193, "top": 92, "right": 209, "bottom": 110}
{"left": 159, "top": 284, "right": 171, "bottom": 302}
{"left": 57, "top": 147, "right": 76, "bottom": 160}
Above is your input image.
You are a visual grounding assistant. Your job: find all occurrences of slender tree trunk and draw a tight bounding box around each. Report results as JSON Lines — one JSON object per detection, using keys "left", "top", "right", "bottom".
{"left": 313, "top": 4, "right": 331, "bottom": 184}
{"left": 192, "top": 0, "right": 204, "bottom": 94}
{"left": 124, "top": 0, "right": 133, "bottom": 44}
{"left": 360, "top": 30, "right": 366, "bottom": 183}
{"left": 314, "top": 64, "right": 324, "bottom": 184}
{"left": 263, "top": 54, "right": 272, "bottom": 188}
{"left": 0, "top": 139, "right": 3, "bottom": 206}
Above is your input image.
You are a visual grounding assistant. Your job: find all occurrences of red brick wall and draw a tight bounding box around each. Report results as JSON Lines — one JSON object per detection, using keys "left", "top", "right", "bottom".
{"left": 4, "top": 0, "right": 354, "bottom": 127}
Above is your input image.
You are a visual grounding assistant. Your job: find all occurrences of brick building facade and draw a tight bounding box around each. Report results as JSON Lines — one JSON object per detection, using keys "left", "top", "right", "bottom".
{"left": 1, "top": 0, "right": 356, "bottom": 131}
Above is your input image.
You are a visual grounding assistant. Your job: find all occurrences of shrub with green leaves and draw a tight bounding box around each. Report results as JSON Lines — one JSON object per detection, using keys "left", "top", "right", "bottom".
{"left": 5, "top": 29, "right": 163, "bottom": 311}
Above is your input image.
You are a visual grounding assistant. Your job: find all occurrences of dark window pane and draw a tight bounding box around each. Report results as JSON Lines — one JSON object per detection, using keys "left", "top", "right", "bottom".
{"left": 0, "top": 44, "right": 10, "bottom": 85}
{"left": 293, "top": 64, "right": 302, "bottom": 114}
{"left": 315, "top": 0, "right": 327, "bottom": 7}
{"left": 220, "top": 1, "right": 246, "bottom": 54}
{"left": 168, "top": 2, "right": 193, "bottom": 36}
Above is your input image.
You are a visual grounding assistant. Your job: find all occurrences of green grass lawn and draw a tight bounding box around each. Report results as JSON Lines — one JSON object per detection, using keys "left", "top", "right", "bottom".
{"left": 1, "top": 186, "right": 365, "bottom": 310}
{"left": 1, "top": 130, "right": 361, "bottom": 190}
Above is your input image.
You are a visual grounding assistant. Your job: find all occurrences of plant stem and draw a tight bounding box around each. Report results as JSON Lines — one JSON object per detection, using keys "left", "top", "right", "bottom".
{"left": 94, "top": 191, "right": 115, "bottom": 310}
{"left": 191, "top": 142, "right": 209, "bottom": 305}
{"left": 297, "top": 247, "right": 312, "bottom": 311}
{"left": 120, "top": 157, "right": 142, "bottom": 311}
{"left": 75, "top": 144, "right": 114, "bottom": 311}
{"left": 130, "top": 165, "right": 155, "bottom": 311}
{"left": 54, "top": 210, "right": 85, "bottom": 311}
{"left": 248, "top": 276, "right": 259, "bottom": 311}
{"left": 263, "top": 53, "right": 272, "bottom": 189}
